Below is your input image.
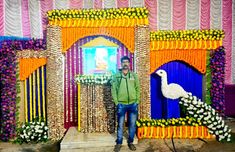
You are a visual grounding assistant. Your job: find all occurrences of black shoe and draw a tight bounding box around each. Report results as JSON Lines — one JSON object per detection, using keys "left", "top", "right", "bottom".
{"left": 114, "top": 144, "right": 122, "bottom": 152}
{"left": 128, "top": 143, "right": 136, "bottom": 151}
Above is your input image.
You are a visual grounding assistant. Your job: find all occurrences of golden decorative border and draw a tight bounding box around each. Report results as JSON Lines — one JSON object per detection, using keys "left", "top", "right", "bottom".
{"left": 135, "top": 25, "right": 151, "bottom": 119}
{"left": 17, "top": 50, "right": 47, "bottom": 58}
{"left": 46, "top": 26, "right": 65, "bottom": 140}
{"left": 80, "top": 84, "right": 115, "bottom": 133}
{"left": 46, "top": 25, "right": 150, "bottom": 139}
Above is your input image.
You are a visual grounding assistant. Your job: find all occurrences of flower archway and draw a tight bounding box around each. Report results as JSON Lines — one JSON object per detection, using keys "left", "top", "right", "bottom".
{"left": 46, "top": 7, "right": 150, "bottom": 140}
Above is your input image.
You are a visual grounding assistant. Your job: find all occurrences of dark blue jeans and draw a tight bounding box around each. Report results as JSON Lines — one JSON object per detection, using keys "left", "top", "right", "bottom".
{"left": 116, "top": 103, "right": 138, "bottom": 144}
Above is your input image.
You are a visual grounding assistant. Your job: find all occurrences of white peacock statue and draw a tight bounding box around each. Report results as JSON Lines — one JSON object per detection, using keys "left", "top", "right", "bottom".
{"left": 156, "top": 69, "right": 231, "bottom": 141}
{"left": 156, "top": 69, "right": 188, "bottom": 99}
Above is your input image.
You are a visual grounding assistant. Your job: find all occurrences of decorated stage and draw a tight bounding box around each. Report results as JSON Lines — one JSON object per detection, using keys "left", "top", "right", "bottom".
{"left": 0, "top": 5, "right": 233, "bottom": 149}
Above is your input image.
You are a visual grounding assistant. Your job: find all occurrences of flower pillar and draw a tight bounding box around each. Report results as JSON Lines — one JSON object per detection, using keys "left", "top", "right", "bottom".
{"left": 135, "top": 25, "right": 151, "bottom": 118}
{"left": 46, "top": 26, "right": 65, "bottom": 140}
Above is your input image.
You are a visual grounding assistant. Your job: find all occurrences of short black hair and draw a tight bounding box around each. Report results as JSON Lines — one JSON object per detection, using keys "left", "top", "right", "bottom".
{"left": 121, "top": 56, "right": 130, "bottom": 63}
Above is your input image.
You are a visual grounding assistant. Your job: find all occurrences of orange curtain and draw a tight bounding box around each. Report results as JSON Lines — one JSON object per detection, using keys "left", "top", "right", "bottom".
{"left": 137, "top": 126, "right": 213, "bottom": 139}
{"left": 150, "top": 49, "right": 207, "bottom": 74}
{"left": 19, "top": 58, "right": 47, "bottom": 80}
{"left": 49, "top": 18, "right": 148, "bottom": 28}
{"left": 61, "top": 27, "right": 135, "bottom": 53}
{"left": 150, "top": 40, "right": 222, "bottom": 50}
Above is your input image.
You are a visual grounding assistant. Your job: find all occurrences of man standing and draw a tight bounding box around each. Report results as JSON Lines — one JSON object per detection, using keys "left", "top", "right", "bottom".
{"left": 111, "top": 56, "right": 140, "bottom": 152}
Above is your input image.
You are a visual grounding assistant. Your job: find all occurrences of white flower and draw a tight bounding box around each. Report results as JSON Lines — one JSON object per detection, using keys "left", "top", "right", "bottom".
{"left": 192, "top": 100, "right": 197, "bottom": 105}
{"left": 183, "top": 103, "right": 188, "bottom": 106}
{"left": 189, "top": 111, "right": 193, "bottom": 115}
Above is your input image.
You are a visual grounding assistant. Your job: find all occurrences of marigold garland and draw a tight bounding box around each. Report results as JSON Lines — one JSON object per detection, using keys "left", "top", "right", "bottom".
{"left": 47, "top": 7, "right": 148, "bottom": 21}
{"left": 137, "top": 117, "right": 202, "bottom": 128}
{"left": 137, "top": 126, "right": 213, "bottom": 139}
{"left": 150, "top": 49, "right": 207, "bottom": 74}
{"left": 150, "top": 30, "right": 224, "bottom": 41}
{"left": 61, "top": 27, "right": 135, "bottom": 53}
{"left": 150, "top": 40, "right": 222, "bottom": 50}
{"left": 19, "top": 58, "right": 47, "bottom": 81}
{"left": 49, "top": 18, "right": 148, "bottom": 27}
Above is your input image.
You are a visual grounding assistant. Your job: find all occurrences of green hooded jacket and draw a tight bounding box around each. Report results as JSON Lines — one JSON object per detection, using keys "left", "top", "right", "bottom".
{"left": 111, "top": 71, "right": 140, "bottom": 105}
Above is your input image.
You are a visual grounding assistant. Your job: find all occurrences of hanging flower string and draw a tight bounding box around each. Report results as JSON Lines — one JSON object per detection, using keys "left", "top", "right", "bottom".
{"left": 137, "top": 116, "right": 202, "bottom": 128}
{"left": 75, "top": 74, "right": 112, "bottom": 85}
{"left": 0, "top": 39, "right": 46, "bottom": 141}
{"left": 0, "top": 42, "right": 17, "bottom": 141}
{"left": 47, "top": 7, "right": 148, "bottom": 20}
{"left": 47, "top": 8, "right": 148, "bottom": 27}
{"left": 150, "top": 40, "right": 221, "bottom": 51}
{"left": 150, "top": 30, "right": 224, "bottom": 41}
{"left": 210, "top": 46, "right": 225, "bottom": 115}
{"left": 205, "top": 51, "right": 212, "bottom": 105}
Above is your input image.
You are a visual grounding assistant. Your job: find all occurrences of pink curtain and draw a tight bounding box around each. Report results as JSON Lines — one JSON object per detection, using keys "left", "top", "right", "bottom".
{"left": 0, "top": 0, "right": 4, "bottom": 35}
{"left": 223, "top": 0, "right": 232, "bottom": 84}
{"left": 200, "top": 0, "right": 210, "bottom": 29}
{"left": 173, "top": 0, "right": 186, "bottom": 30}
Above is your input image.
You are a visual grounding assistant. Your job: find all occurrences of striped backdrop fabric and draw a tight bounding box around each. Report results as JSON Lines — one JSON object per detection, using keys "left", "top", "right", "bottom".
{"left": 64, "top": 36, "right": 133, "bottom": 129}
{"left": 24, "top": 65, "right": 47, "bottom": 122}
{"left": 0, "top": 0, "right": 233, "bottom": 84}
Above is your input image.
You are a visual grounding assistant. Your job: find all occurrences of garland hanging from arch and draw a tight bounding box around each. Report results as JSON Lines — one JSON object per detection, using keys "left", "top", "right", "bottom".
{"left": 150, "top": 49, "right": 207, "bottom": 74}
{"left": 61, "top": 27, "right": 135, "bottom": 53}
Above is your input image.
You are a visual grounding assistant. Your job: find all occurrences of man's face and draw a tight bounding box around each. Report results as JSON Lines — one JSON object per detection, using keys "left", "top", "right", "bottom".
{"left": 121, "top": 59, "right": 130, "bottom": 70}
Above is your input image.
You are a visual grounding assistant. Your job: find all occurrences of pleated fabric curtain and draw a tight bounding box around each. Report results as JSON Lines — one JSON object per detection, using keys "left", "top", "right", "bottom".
{"left": 64, "top": 36, "right": 133, "bottom": 129}
{"left": 151, "top": 61, "right": 203, "bottom": 119}
{"left": 24, "top": 65, "right": 47, "bottom": 122}
{"left": 0, "top": 0, "right": 234, "bottom": 84}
